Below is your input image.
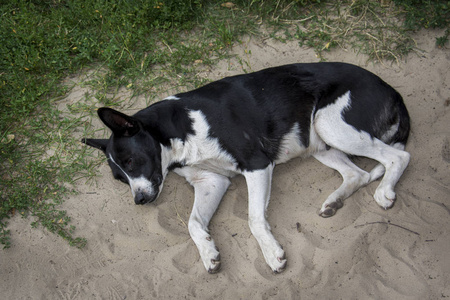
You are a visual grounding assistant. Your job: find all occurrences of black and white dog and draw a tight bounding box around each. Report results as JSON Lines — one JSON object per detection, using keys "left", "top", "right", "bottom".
{"left": 83, "top": 62, "right": 410, "bottom": 274}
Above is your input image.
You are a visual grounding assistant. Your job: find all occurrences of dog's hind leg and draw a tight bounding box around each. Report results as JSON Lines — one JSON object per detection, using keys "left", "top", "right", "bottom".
{"left": 176, "top": 167, "right": 230, "bottom": 273}
{"left": 313, "top": 148, "right": 371, "bottom": 217}
{"left": 314, "top": 96, "right": 410, "bottom": 212}
{"left": 315, "top": 135, "right": 409, "bottom": 210}
{"left": 341, "top": 139, "right": 409, "bottom": 209}
{"left": 243, "top": 164, "right": 287, "bottom": 273}
{"left": 367, "top": 143, "right": 406, "bottom": 182}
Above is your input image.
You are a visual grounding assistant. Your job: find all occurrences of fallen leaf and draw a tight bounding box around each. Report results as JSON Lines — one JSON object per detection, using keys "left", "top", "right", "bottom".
{"left": 221, "top": 2, "right": 235, "bottom": 8}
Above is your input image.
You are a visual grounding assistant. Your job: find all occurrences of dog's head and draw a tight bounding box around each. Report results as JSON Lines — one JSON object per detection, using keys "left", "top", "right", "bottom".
{"left": 82, "top": 108, "right": 165, "bottom": 205}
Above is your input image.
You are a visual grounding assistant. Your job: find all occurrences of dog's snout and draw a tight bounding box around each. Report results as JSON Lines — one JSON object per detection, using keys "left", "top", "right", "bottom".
{"left": 134, "top": 192, "right": 146, "bottom": 205}
{"left": 129, "top": 176, "right": 160, "bottom": 205}
{"left": 134, "top": 191, "right": 157, "bottom": 205}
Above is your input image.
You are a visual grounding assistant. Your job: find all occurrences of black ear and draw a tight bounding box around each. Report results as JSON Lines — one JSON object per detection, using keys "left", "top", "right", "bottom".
{"left": 97, "top": 107, "right": 140, "bottom": 137}
{"left": 81, "top": 138, "right": 108, "bottom": 153}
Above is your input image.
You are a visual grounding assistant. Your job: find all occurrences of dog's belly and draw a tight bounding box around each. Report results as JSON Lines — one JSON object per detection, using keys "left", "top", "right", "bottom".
{"left": 193, "top": 160, "right": 239, "bottom": 177}
{"left": 274, "top": 123, "right": 326, "bottom": 165}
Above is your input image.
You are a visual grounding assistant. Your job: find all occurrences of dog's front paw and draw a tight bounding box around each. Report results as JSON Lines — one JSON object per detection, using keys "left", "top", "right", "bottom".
{"left": 206, "top": 252, "right": 221, "bottom": 274}
{"left": 272, "top": 251, "right": 287, "bottom": 274}
{"left": 198, "top": 243, "right": 221, "bottom": 274}
{"left": 319, "top": 199, "right": 343, "bottom": 218}
{"left": 262, "top": 245, "right": 287, "bottom": 273}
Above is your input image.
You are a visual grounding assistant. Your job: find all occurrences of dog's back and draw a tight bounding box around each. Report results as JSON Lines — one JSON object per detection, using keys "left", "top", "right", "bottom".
{"left": 136, "top": 62, "right": 409, "bottom": 170}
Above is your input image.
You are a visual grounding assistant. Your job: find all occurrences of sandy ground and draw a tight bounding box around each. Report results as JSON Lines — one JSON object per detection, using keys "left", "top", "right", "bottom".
{"left": 1, "top": 29, "right": 449, "bottom": 299}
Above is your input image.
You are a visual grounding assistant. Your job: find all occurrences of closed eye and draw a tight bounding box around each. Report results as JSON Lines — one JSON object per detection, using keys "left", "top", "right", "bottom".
{"left": 126, "top": 157, "right": 133, "bottom": 171}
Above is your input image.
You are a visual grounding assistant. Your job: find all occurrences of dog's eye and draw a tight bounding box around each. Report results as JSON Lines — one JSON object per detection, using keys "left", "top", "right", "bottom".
{"left": 121, "top": 157, "right": 133, "bottom": 173}
{"left": 125, "top": 157, "right": 133, "bottom": 170}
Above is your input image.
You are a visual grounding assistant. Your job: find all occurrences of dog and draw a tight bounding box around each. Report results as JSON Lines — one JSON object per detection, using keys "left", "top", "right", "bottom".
{"left": 82, "top": 62, "right": 410, "bottom": 274}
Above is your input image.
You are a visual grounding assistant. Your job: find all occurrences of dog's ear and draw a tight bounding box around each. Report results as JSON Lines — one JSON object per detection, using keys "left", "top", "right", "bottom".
{"left": 97, "top": 107, "right": 140, "bottom": 137}
{"left": 81, "top": 138, "right": 108, "bottom": 153}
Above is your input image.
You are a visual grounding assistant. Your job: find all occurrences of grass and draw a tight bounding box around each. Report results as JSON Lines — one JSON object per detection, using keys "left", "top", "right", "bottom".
{"left": 267, "top": 0, "right": 448, "bottom": 62}
{"left": 0, "top": 0, "right": 448, "bottom": 249}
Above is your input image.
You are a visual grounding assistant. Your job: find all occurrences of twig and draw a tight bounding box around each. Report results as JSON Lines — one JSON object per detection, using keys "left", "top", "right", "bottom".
{"left": 279, "top": 16, "right": 315, "bottom": 24}
{"left": 173, "top": 202, "right": 187, "bottom": 228}
{"left": 368, "top": 7, "right": 386, "bottom": 27}
{"left": 365, "top": 32, "right": 381, "bottom": 42}
{"left": 172, "top": 186, "right": 187, "bottom": 228}
{"left": 375, "top": 49, "right": 400, "bottom": 66}
{"left": 161, "top": 40, "right": 173, "bottom": 54}
{"left": 355, "top": 221, "right": 420, "bottom": 236}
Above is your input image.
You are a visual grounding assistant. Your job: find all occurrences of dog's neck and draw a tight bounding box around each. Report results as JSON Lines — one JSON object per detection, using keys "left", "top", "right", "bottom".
{"left": 159, "top": 110, "right": 238, "bottom": 176}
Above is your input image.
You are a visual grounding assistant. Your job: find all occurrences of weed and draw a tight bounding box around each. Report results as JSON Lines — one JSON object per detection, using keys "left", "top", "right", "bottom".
{"left": 436, "top": 28, "right": 450, "bottom": 47}
{"left": 393, "top": 0, "right": 450, "bottom": 30}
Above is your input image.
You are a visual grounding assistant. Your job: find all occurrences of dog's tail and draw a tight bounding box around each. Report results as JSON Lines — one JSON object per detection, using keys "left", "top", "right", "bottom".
{"left": 367, "top": 91, "right": 410, "bottom": 183}
{"left": 390, "top": 91, "right": 411, "bottom": 147}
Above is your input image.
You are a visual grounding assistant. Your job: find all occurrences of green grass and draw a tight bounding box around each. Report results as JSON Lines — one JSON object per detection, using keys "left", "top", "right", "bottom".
{"left": 0, "top": 0, "right": 448, "bottom": 249}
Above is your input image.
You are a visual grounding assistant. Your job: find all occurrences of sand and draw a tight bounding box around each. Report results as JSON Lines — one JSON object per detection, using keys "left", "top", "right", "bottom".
{"left": 1, "top": 29, "right": 449, "bottom": 299}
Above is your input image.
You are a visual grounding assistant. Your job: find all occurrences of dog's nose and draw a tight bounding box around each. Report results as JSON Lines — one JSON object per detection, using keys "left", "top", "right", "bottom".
{"left": 134, "top": 193, "right": 146, "bottom": 205}
{"left": 134, "top": 192, "right": 156, "bottom": 205}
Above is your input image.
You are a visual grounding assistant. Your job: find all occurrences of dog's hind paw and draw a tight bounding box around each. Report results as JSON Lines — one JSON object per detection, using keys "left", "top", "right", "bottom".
{"left": 374, "top": 187, "right": 396, "bottom": 209}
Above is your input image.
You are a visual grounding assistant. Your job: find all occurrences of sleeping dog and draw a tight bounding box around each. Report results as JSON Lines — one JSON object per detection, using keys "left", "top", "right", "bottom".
{"left": 82, "top": 62, "right": 410, "bottom": 274}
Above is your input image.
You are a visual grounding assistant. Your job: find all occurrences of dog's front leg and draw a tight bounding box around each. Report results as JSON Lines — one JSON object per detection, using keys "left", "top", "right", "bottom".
{"left": 177, "top": 168, "right": 230, "bottom": 273}
{"left": 243, "top": 164, "right": 287, "bottom": 273}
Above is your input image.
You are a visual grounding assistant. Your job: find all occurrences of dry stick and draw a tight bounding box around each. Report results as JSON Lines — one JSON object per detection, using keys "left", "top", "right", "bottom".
{"left": 172, "top": 186, "right": 187, "bottom": 228}
{"left": 161, "top": 40, "right": 173, "bottom": 54}
{"left": 354, "top": 221, "right": 420, "bottom": 236}
{"left": 174, "top": 202, "right": 187, "bottom": 228}
{"left": 280, "top": 15, "right": 314, "bottom": 24}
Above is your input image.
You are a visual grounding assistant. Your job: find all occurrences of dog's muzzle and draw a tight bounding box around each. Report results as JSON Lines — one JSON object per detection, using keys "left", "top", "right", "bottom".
{"left": 129, "top": 176, "right": 161, "bottom": 205}
{"left": 134, "top": 192, "right": 157, "bottom": 205}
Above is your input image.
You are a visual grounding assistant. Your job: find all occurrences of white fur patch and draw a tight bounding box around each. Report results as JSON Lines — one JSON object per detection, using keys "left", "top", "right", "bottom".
{"left": 169, "top": 110, "right": 238, "bottom": 176}
{"left": 380, "top": 122, "right": 400, "bottom": 143}
{"left": 314, "top": 91, "right": 356, "bottom": 144}
{"left": 163, "top": 95, "right": 180, "bottom": 101}
{"left": 128, "top": 176, "right": 155, "bottom": 198}
{"left": 275, "top": 116, "right": 328, "bottom": 165}
{"left": 275, "top": 123, "right": 305, "bottom": 164}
